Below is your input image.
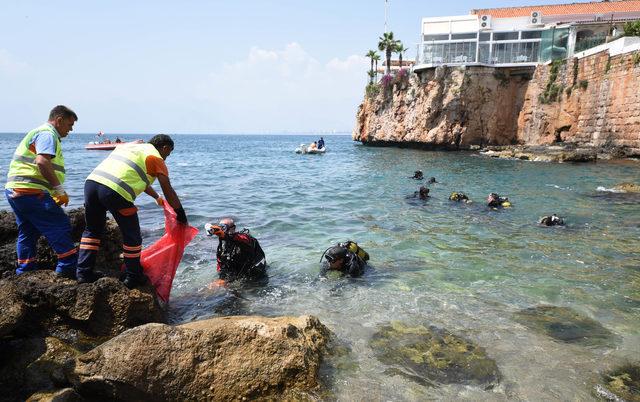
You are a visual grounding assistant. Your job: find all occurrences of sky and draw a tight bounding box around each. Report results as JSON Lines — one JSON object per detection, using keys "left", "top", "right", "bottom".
{"left": 1, "top": 0, "right": 594, "bottom": 134}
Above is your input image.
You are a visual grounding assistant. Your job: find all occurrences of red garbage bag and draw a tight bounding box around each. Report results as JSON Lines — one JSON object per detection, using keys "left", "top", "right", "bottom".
{"left": 141, "top": 203, "right": 198, "bottom": 302}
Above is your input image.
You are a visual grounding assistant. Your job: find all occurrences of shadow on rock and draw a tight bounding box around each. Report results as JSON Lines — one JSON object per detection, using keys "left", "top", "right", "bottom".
{"left": 369, "top": 321, "right": 500, "bottom": 389}
{"left": 513, "top": 305, "right": 616, "bottom": 347}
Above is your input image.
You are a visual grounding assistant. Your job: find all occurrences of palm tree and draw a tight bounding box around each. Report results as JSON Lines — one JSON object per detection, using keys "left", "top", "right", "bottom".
{"left": 373, "top": 54, "right": 381, "bottom": 81}
{"left": 366, "top": 50, "right": 378, "bottom": 84}
{"left": 395, "top": 42, "right": 410, "bottom": 69}
{"left": 367, "top": 70, "right": 376, "bottom": 84}
{"left": 378, "top": 31, "right": 397, "bottom": 75}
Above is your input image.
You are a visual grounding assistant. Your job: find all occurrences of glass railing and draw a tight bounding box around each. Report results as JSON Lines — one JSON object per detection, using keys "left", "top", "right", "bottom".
{"left": 416, "top": 41, "right": 540, "bottom": 66}
{"left": 574, "top": 35, "right": 607, "bottom": 53}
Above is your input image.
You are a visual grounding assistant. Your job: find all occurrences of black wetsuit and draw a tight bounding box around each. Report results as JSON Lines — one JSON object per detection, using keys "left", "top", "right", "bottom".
{"left": 217, "top": 232, "right": 267, "bottom": 282}
{"left": 321, "top": 252, "right": 366, "bottom": 278}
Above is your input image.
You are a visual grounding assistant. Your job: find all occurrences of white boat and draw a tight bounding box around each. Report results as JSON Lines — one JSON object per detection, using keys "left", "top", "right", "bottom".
{"left": 295, "top": 143, "right": 326, "bottom": 154}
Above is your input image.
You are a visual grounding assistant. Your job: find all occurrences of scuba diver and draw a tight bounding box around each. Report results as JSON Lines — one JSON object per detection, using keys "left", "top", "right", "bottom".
{"left": 408, "top": 186, "right": 429, "bottom": 200}
{"left": 487, "top": 192, "right": 511, "bottom": 208}
{"left": 539, "top": 214, "right": 565, "bottom": 226}
{"left": 320, "top": 241, "right": 369, "bottom": 278}
{"left": 205, "top": 218, "right": 267, "bottom": 283}
{"left": 411, "top": 170, "right": 424, "bottom": 180}
{"left": 427, "top": 177, "right": 437, "bottom": 184}
{"left": 449, "top": 191, "right": 471, "bottom": 203}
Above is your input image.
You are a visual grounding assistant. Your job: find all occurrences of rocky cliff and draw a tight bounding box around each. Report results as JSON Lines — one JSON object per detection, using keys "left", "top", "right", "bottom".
{"left": 354, "top": 46, "right": 640, "bottom": 158}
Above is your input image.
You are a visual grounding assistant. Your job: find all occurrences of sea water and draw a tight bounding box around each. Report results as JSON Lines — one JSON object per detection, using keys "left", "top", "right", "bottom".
{"left": 0, "top": 133, "right": 638, "bottom": 400}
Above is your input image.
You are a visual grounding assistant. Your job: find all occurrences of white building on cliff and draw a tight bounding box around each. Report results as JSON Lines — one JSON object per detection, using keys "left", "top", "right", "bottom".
{"left": 414, "top": 0, "right": 640, "bottom": 70}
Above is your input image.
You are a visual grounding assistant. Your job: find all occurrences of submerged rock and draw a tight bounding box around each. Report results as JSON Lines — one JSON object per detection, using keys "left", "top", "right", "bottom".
{"left": 612, "top": 182, "right": 640, "bottom": 193}
{"left": 369, "top": 321, "right": 500, "bottom": 388}
{"left": 513, "top": 305, "right": 615, "bottom": 347}
{"left": 72, "top": 315, "right": 331, "bottom": 401}
{"left": 597, "top": 363, "right": 640, "bottom": 402}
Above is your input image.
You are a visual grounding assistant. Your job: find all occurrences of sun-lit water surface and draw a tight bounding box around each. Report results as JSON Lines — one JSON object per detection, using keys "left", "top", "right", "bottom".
{"left": 0, "top": 133, "right": 638, "bottom": 400}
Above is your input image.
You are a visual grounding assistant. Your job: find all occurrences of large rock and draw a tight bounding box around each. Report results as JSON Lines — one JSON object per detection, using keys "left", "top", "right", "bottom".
{"left": 0, "top": 270, "right": 164, "bottom": 343}
{"left": 369, "top": 321, "right": 500, "bottom": 388}
{"left": 0, "top": 271, "right": 165, "bottom": 401}
{"left": 72, "top": 315, "right": 331, "bottom": 401}
{"left": 0, "top": 207, "right": 123, "bottom": 277}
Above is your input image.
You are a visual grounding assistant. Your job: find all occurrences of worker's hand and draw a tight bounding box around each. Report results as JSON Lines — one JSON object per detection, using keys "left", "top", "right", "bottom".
{"left": 175, "top": 207, "right": 188, "bottom": 225}
{"left": 155, "top": 197, "right": 165, "bottom": 207}
{"left": 52, "top": 185, "right": 69, "bottom": 207}
{"left": 207, "top": 279, "right": 227, "bottom": 290}
{"left": 52, "top": 193, "right": 69, "bottom": 207}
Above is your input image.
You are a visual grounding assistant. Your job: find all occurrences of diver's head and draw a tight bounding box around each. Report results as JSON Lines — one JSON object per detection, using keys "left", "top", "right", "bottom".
{"left": 487, "top": 193, "right": 500, "bottom": 203}
{"left": 427, "top": 177, "right": 436, "bottom": 184}
{"left": 204, "top": 218, "right": 237, "bottom": 238}
{"left": 419, "top": 186, "right": 429, "bottom": 199}
{"left": 413, "top": 170, "right": 423, "bottom": 179}
{"left": 324, "top": 245, "right": 347, "bottom": 270}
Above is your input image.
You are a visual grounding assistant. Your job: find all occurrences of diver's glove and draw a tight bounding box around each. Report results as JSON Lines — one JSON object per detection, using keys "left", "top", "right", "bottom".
{"left": 52, "top": 185, "right": 69, "bottom": 207}
{"left": 175, "top": 207, "right": 188, "bottom": 225}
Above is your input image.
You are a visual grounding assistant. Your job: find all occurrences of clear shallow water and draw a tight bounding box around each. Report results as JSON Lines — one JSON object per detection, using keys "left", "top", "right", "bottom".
{"left": 0, "top": 133, "right": 638, "bottom": 400}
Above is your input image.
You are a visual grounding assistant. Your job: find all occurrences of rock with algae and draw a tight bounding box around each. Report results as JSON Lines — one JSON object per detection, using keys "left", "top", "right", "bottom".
{"left": 612, "top": 182, "right": 640, "bottom": 193}
{"left": 369, "top": 321, "right": 500, "bottom": 388}
{"left": 513, "top": 305, "right": 615, "bottom": 347}
{"left": 596, "top": 363, "right": 640, "bottom": 402}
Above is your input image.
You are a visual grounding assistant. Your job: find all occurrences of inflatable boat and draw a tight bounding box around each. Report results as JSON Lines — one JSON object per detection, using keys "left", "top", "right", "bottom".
{"left": 85, "top": 139, "right": 143, "bottom": 151}
{"left": 295, "top": 144, "right": 327, "bottom": 154}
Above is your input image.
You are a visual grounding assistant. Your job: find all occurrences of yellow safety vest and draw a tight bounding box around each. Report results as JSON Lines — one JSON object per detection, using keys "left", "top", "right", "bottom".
{"left": 87, "top": 143, "right": 161, "bottom": 202}
{"left": 5, "top": 124, "right": 65, "bottom": 193}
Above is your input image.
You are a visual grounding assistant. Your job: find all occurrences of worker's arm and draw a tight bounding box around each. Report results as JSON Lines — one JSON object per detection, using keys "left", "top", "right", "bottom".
{"left": 156, "top": 174, "right": 187, "bottom": 224}
{"left": 144, "top": 186, "right": 160, "bottom": 200}
{"left": 35, "top": 154, "right": 60, "bottom": 187}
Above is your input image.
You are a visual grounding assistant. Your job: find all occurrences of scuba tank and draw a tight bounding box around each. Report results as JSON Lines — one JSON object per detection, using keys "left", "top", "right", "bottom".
{"left": 342, "top": 241, "right": 369, "bottom": 262}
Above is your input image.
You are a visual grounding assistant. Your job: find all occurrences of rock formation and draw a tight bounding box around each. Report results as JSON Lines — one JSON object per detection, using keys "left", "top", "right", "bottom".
{"left": 72, "top": 315, "right": 331, "bottom": 401}
{"left": 354, "top": 47, "right": 640, "bottom": 159}
{"left": 0, "top": 208, "right": 123, "bottom": 277}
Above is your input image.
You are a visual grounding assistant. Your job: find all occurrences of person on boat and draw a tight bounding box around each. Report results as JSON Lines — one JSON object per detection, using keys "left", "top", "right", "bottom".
{"left": 320, "top": 241, "right": 369, "bottom": 278}
{"left": 5, "top": 105, "right": 78, "bottom": 278}
{"left": 539, "top": 214, "right": 564, "bottom": 226}
{"left": 77, "top": 134, "right": 188, "bottom": 288}
{"left": 412, "top": 170, "right": 423, "bottom": 180}
{"left": 487, "top": 192, "right": 511, "bottom": 208}
{"left": 115, "top": 137, "right": 122, "bottom": 143}
{"left": 309, "top": 142, "right": 318, "bottom": 151}
{"left": 449, "top": 191, "right": 471, "bottom": 203}
{"left": 205, "top": 218, "right": 267, "bottom": 283}
{"left": 317, "top": 137, "right": 325, "bottom": 149}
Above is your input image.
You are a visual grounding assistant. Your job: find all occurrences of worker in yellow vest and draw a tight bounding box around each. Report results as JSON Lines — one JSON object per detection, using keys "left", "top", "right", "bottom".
{"left": 4, "top": 105, "right": 78, "bottom": 277}
{"left": 77, "top": 134, "right": 188, "bottom": 289}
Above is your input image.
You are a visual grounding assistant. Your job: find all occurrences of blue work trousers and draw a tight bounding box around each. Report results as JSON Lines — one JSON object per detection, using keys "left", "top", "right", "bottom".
{"left": 5, "top": 189, "right": 77, "bottom": 275}
{"left": 77, "top": 180, "right": 143, "bottom": 278}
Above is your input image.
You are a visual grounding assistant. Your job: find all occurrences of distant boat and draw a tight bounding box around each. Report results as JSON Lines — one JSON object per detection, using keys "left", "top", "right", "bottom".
{"left": 85, "top": 133, "right": 143, "bottom": 150}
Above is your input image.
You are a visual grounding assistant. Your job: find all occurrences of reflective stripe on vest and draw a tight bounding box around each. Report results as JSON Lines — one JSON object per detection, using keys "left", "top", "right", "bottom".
{"left": 86, "top": 143, "right": 159, "bottom": 202}
{"left": 12, "top": 154, "right": 66, "bottom": 173}
{"left": 5, "top": 124, "right": 65, "bottom": 192}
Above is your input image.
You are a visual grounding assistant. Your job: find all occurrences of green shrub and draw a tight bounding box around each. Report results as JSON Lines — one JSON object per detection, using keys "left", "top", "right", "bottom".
{"left": 605, "top": 57, "right": 611, "bottom": 73}
{"left": 633, "top": 53, "right": 640, "bottom": 66}
{"left": 579, "top": 80, "right": 589, "bottom": 90}
{"left": 623, "top": 20, "right": 640, "bottom": 37}
{"left": 565, "top": 87, "right": 572, "bottom": 97}
{"left": 366, "top": 83, "right": 380, "bottom": 98}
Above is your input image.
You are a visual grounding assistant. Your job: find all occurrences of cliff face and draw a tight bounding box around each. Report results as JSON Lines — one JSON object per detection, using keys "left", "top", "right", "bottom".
{"left": 518, "top": 51, "right": 640, "bottom": 155}
{"left": 354, "top": 66, "right": 532, "bottom": 149}
{"left": 354, "top": 47, "right": 640, "bottom": 156}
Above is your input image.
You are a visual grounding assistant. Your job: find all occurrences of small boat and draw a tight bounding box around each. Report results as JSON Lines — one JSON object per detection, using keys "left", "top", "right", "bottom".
{"left": 85, "top": 133, "right": 143, "bottom": 150}
{"left": 295, "top": 143, "right": 327, "bottom": 154}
